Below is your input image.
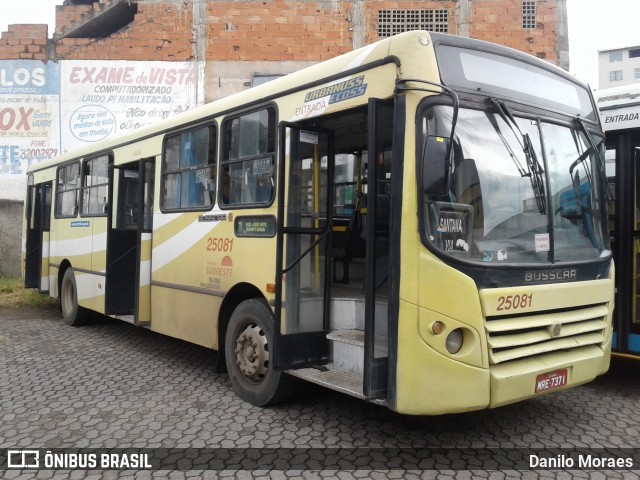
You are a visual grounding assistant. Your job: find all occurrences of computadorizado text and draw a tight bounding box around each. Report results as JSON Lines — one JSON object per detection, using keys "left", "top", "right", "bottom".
{"left": 530, "top": 454, "right": 634, "bottom": 469}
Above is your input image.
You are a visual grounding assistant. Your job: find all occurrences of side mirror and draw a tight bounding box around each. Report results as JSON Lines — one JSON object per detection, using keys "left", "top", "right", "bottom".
{"left": 422, "top": 135, "right": 451, "bottom": 196}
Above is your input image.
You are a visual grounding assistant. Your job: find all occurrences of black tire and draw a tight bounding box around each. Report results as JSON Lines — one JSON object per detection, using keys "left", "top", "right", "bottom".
{"left": 225, "top": 299, "right": 293, "bottom": 406}
{"left": 60, "top": 268, "right": 89, "bottom": 327}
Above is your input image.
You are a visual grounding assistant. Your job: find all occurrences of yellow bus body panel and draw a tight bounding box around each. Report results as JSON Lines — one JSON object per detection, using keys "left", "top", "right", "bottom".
{"left": 150, "top": 206, "right": 277, "bottom": 348}
{"left": 481, "top": 278, "right": 613, "bottom": 408}
{"left": 150, "top": 286, "right": 221, "bottom": 349}
{"left": 395, "top": 251, "right": 614, "bottom": 414}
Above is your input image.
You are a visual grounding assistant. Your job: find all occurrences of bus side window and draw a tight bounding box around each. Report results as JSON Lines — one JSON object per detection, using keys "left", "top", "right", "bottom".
{"left": 55, "top": 162, "right": 80, "bottom": 218}
{"left": 221, "top": 108, "right": 276, "bottom": 207}
{"left": 81, "top": 154, "right": 110, "bottom": 216}
{"left": 161, "top": 125, "right": 217, "bottom": 211}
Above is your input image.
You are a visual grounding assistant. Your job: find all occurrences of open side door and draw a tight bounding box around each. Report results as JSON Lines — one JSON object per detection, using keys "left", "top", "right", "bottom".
{"left": 273, "top": 123, "right": 334, "bottom": 369}
{"left": 105, "top": 158, "right": 154, "bottom": 323}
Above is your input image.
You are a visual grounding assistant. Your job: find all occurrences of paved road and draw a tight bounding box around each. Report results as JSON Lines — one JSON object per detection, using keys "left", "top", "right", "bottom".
{"left": 1, "top": 306, "right": 639, "bottom": 479}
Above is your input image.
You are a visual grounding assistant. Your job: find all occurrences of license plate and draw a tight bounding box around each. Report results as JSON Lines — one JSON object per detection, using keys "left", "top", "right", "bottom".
{"left": 535, "top": 369, "right": 568, "bottom": 393}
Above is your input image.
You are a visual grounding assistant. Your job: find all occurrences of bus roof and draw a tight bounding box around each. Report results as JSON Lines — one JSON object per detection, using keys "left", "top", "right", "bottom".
{"left": 29, "top": 30, "right": 594, "bottom": 174}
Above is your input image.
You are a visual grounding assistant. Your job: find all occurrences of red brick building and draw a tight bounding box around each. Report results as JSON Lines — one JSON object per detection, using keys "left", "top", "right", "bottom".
{"left": 1, "top": 0, "right": 568, "bottom": 100}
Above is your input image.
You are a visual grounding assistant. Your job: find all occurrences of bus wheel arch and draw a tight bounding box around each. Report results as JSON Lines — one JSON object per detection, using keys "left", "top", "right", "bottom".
{"left": 59, "top": 264, "right": 88, "bottom": 327}
{"left": 57, "top": 260, "right": 72, "bottom": 298}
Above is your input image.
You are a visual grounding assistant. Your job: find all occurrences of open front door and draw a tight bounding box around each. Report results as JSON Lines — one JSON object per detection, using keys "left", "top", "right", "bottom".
{"left": 274, "top": 123, "right": 334, "bottom": 369}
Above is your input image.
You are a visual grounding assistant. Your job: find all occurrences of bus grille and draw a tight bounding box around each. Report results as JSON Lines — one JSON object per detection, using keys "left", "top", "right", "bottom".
{"left": 485, "top": 304, "right": 609, "bottom": 365}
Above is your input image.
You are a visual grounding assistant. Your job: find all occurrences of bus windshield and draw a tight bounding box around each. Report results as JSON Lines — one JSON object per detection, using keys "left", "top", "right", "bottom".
{"left": 420, "top": 104, "right": 611, "bottom": 265}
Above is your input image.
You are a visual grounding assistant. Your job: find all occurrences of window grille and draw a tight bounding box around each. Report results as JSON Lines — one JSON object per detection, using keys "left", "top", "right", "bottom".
{"left": 377, "top": 9, "right": 449, "bottom": 37}
{"left": 522, "top": 1, "right": 536, "bottom": 29}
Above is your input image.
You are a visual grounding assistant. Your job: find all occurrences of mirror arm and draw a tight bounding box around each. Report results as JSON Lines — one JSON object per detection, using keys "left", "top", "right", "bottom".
{"left": 397, "top": 79, "right": 459, "bottom": 196}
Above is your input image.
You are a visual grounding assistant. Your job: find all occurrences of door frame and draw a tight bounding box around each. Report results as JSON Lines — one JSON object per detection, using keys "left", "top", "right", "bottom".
{"left": 609, "top": 132, "right": 640, "bottom": 354}
{"left": 24, "top": 181, "right": 52, "bottom": 292}
{"left": 273, "top": 122, "right": 335, "bottom": 369}
{"left": 363, "top": 98, "right": 394, "bottom": 398}
{"left": 105, "top": 158, "right": 154, "bottom": 322}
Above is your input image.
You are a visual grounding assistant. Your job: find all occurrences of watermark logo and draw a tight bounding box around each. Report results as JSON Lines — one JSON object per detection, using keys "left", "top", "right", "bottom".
{"left": 7, "top": 450, "right": 40, "bottom": 468}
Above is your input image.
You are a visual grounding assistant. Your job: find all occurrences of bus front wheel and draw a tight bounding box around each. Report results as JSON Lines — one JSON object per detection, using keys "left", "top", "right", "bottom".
{"left": 60, "top": 268, "right": 88, "bottom": 327}
{"left": 225, "top": 299, "right": 293, "bottom": 406}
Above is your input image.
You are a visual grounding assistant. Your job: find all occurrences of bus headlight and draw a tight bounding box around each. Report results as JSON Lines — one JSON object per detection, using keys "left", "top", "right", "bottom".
{"left": 445, "top": 328, "right": 464, "bottom": 354}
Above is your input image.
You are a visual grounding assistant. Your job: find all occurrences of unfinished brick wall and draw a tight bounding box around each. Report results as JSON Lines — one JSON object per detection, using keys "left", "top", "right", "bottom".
{"left": 53, "top": 3, "right": 94, "bottom": 36}
{"left": 0, "top": 24, "right": 49, "bottom": 61}
{"left": 364, "top": 0, "right": 460, "bottom": 39}
{"left": 0, "top": 0, "right": 566, "bottom": 66}
{"left": 468, "top": 0, "right": 562, "bottom": 64}
{"left": 206, "top": 0, "right": 352, "bottom": 62}
{"left": 205, "top": 0, "right": 563, "bottom": 66}
{"left": 54, "top": 2, "right": 194, "bottom": 61}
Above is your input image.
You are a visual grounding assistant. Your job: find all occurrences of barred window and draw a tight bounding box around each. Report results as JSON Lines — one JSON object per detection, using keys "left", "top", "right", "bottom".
{"left": 522, "top": 1, "right": 536, "bottom": 29}
{"left": 377, "top": 9, "right": 449, "bottom": 38}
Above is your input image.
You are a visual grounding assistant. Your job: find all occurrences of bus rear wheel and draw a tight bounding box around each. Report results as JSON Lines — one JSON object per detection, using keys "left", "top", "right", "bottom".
{"left": 60, "top": 268, "right": 89, "bottom": 327}
{"left": 225, "top": 299, "right": 293, "bottom": 406}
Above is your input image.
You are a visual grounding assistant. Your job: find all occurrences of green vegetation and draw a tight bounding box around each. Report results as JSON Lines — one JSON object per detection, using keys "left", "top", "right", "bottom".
{"left": 0, "top": 276, "right": 58, "bottom": 309}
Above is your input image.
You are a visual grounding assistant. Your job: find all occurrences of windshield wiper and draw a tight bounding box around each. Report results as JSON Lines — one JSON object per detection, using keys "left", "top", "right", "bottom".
{"left": 575, "top": 117, "right": 614, "bottom": 201}
{"left": 566, "top": 145, "right": 593, "bottom": 218}
{"left": 490, "top": 98, "right": 546, "bottom": 214}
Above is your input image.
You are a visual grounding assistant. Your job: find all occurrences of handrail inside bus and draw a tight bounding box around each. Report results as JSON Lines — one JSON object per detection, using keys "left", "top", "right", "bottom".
{"left": 282, "top": 229, "right": 330, "bottom": 275}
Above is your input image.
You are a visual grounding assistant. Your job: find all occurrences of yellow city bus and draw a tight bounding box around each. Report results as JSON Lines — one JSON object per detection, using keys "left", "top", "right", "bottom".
{"left": 23, "top": 31, "right": 614, "bottom": 415}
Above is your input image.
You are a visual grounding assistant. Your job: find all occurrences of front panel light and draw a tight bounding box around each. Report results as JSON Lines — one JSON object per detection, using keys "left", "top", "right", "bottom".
{"left": 445, "top": 328, "right": 463, "bottom": 354}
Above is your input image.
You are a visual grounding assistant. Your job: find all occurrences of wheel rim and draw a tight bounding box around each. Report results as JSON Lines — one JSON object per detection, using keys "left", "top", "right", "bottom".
{"left": 234, "top": 322, "right": 269, "bottom": 383}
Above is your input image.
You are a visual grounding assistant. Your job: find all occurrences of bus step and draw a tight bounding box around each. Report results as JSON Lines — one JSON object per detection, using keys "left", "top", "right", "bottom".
{"left": 287, "top": 363, "right": 387, "bottom": 406}
{"left": 327, "top": 329, "right": 364, "bottom": 376}
{"left": 331, "top": 296, "right": 365, "bottom": 330}
{"left": 330, "top": 293, "right": 389, "bottom": 335}
{"left": 114, "top": 314, "right": 135, "bottom": 324}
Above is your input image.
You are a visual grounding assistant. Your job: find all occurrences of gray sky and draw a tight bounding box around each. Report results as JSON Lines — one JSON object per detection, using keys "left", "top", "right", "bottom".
{"left": 1, "top": 0, "right": 639, "bottom": 87}
{"left": 566, "top": 0, "right": 640, "bottom": 87}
